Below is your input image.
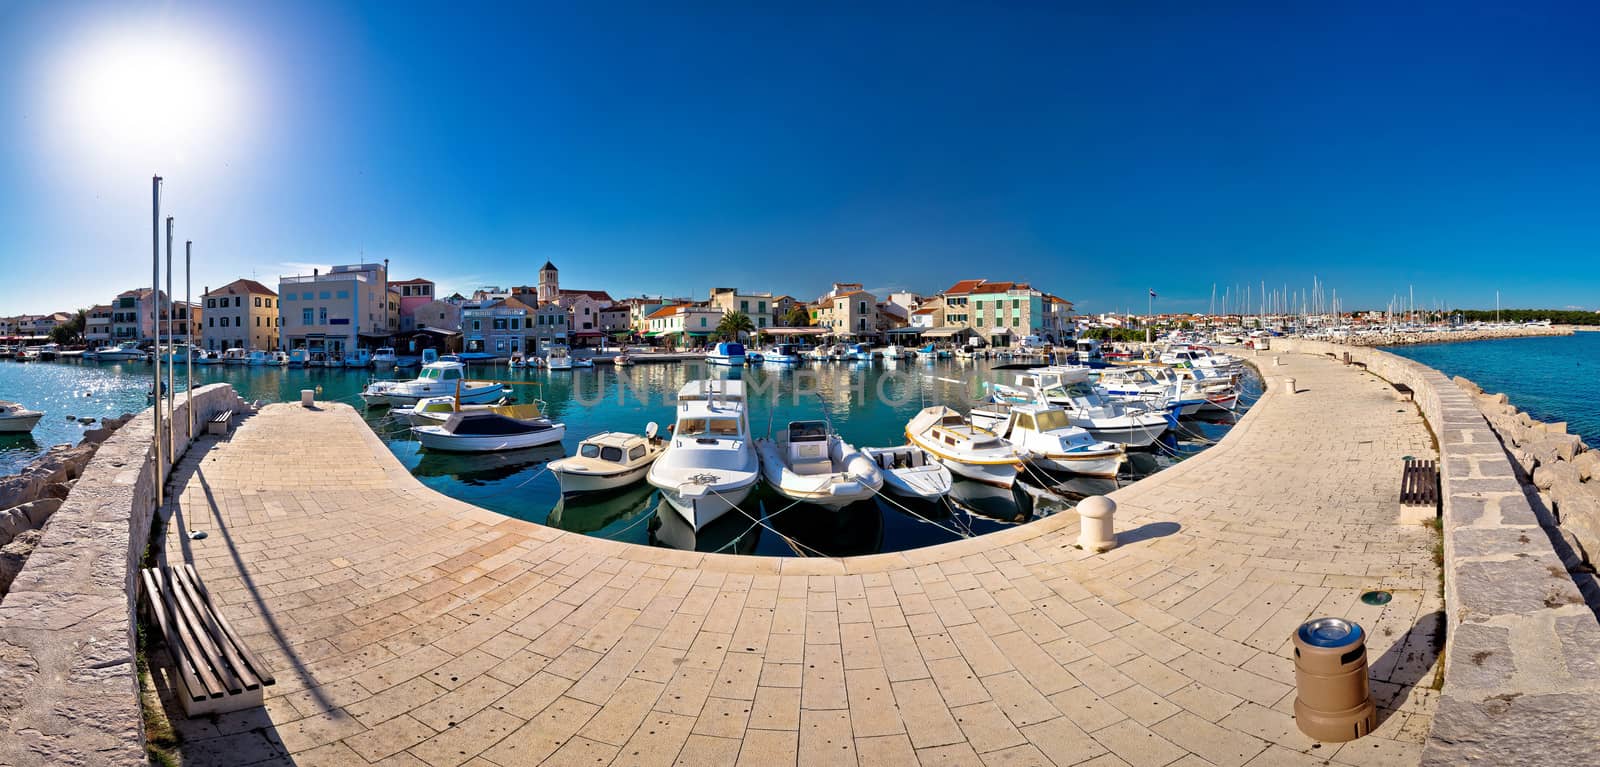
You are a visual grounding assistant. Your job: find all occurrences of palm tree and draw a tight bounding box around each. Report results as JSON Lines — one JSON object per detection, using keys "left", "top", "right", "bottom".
{"left": 715, "top": 310, "right": 755, "bottom": 341}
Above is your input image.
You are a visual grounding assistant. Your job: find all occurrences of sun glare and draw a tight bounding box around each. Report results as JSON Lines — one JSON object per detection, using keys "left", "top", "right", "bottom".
{"left": 49, "top": 22, "right": 249, "bottom": 172}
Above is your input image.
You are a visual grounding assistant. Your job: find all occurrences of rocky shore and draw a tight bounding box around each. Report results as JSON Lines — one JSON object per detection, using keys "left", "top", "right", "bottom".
{"left": 1336, "top": 325, "right": 1573, "bottom": 347}
{"left": 0, "top": 413, "right": 134, "bottom": 598}
{"left": 1455, "top": 376, "right": 1600, "bottom": 572}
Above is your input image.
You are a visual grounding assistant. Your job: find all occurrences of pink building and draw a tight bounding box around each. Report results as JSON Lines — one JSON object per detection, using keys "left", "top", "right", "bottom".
{"left": 389, "top": 278, "right": 437, "bottom": 332}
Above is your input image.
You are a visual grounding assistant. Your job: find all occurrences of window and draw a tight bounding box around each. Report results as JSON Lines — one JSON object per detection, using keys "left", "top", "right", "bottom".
{"left": 758, "top": 301, "right": 766, "bottom": 313}
{"left": 301, "top": 292, "right": 312, "bottom": 300}
{"left": 740, "top": 300, "right": 748, "bottom": 312}
{"left": 700, "top": 317, "right": 707, "bottom": 327}
{"left": 319, "top": 291, "right": 331, "bottom": 300}
{"left": 472, "top": 319, "right": 481, "bottom": 331}
{"left": 266, "top": 298, "right": 273, "bottom": 308}
{"left": 493, "top": 318, "right": 507, "bottom": 330}
{"left": 337, "top": 290, "right": 349, "bottom": 299}
{"left": 206, "top": 298, "right": 215, "bottom": 309}
{"left": 220, "top": 317, "right": 229, "bottom": 327}
{"left": 319, "top": 307, "right": 328, "bottom": 323}
{"left": 601, "top": 446, "right": 624, "bottom": 462}
{"left": 254, "top": 297, "right": 262, "bottom": 307}
{"left": 1013, "top": 316, "right": 1020, "bottom": 326}
{"left": 256, "top": 316, "right": 262, "bottom": 327}
{"left": 234, "top": 296, "right": 242, "bottom": 307}
{"left": 302, "top": 308, "right": 313, "bottom": 324}
{"left": 208, "top": 317, "right": 215, "bottom": 327}
{"left": 628, "top": 445, "right": 645, "bottom": 461}
{"left": 510, "top": 318, "right": 520, "bottom": 330}
{"left": 580, "top": 443, "right": 600, "bottom": 458}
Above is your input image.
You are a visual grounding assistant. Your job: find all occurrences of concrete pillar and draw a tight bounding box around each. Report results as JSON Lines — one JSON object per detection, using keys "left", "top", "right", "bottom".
{"left": 301, "top": 389, "right": 315, "bottom": 407}
{"left": 1285, "top": 377, "right": 1297, "bottom": 395}
{"left": 1077, "top": 496, "right": 1117, "bottom": 552}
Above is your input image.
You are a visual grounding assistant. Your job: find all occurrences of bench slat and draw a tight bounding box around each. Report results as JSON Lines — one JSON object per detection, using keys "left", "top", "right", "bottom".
{"left": 172, "top": 567, "right": 260, "bottom": 692}
{"left": 142, "top": 569, "right": 209, "bottom": 704}
{"left": 183, "top": 564, "right": 277, "bottom": 687}
{"left": 153, "top": 568, "right": 230, "bottom": 698}
{"left": 162, "top": 566, "right": 240, "bottom": 696}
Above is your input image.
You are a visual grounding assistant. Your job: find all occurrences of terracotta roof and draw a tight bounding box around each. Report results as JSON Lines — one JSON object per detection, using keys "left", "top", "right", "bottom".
{"left": 971, "top": 282, "right": 1015, "bottom": 295}
{"left": 646, "top": 304, "right": 684, "bottom": 319}
{"left": 560, "top": 289, "right": 614, "bottom": 302}
{"left": 912, "top": 308, "right": 936, "bottom": 315}
{"left": 942, "top": 279, "right": 986, "bottom": 295}
{"left": 833, "top": 290, "right": 872, "bottom": 300}
{"left": 206, "top": 278, "right": 277, "bottom": 297}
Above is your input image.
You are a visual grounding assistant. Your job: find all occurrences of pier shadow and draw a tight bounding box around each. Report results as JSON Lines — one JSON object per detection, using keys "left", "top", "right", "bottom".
{"left": 1116, "top": 520, "right": 1180, "bottom": 545}
{"left": 1367, "top": 609, "right": 1445, "bottom": 728}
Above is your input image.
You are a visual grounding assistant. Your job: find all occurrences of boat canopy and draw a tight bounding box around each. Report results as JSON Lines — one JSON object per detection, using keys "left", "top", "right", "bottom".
{"left": 441, "top": 411, "right": 551, "bottom": 435}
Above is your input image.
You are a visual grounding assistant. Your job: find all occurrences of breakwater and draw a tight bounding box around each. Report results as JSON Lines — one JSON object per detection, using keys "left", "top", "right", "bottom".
{"left": 1333, "top": 325, "right": 1572, "bottom": 347}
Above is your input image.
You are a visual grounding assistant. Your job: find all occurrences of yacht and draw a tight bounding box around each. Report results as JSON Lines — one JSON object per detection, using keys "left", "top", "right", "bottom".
{"left": 647, "top": 379, "right": 760, "bottom": 531}
{"left": 359, "top": 360, "right": 510, "bottom": 407}
{"left": 94, "top": 341, "right": 147, "bottom": 362}
{"left": 706, "top": 341, "right": 746, "bottom": 367}
{"left": 861, "top": 446, "right": 952, "bottom": 500}
{"left": 756, "top": 420, "right": 883, "bottom": 509}
{"left": 550, "top": 426, "right": 666, "bottom": 496}
{"left": 0, "top": 401, "right": 44, "bottom": 433}
{"left": 547, "top": 347, "right": 574, "bottom": 371}
{"left": 904, "top": 406, "right": 1023, "bottom": 488}
{"left": 985, "top": 367, "right": 1172, "bottom": 447}
{"left": 1095, "top": 366, "right": 1209, "bottom": 417}
{"left": 977, "top": 402, "right": 1123, "bottom": 477}
{"left": 371, "top": 347, "right": 398, "bottom": 368}
{"left": 762, "top": 344, "right": 802, "bottom": 366}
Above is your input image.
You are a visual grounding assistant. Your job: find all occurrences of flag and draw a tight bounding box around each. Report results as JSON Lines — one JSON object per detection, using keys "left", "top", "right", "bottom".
{"left": 1149, "top": 289, "right": 1158, "bottom": 298}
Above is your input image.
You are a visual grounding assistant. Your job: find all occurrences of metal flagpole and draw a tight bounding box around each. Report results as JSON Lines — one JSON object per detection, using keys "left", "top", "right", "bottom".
{"left": 186, "top": 240, "right": 194, "bottom": 441}
{"left": 166, "top": 217, "right": 175, "bottom": 449}
{"left": 151, "top": 177, "right": 163, "bottom": 508}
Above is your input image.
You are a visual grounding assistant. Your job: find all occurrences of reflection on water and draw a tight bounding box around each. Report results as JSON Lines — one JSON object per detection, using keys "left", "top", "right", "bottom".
{"left": 0, "top": 355, "right": 1262, "bottom": 558}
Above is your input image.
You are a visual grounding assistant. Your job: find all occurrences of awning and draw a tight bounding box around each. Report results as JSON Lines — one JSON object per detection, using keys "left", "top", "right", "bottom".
{"left": 644, "top": 330, "right": 670, "bottom": 338}
{"left": 920, "top": 326, "right": 972, "bottom": 338}
{"left": 884, "top": 327, "right": 924, "bottom": 335}
{"left": 574, "top": 331, "right": 605, "bottom": 337}
{"left": 985, "top": 327, "right": 1013, "bottom": 337}
{"left": 764, "top": 327, "right": 829, "bottom": 336}
{"left": 685, "top": 330, "right": 712, "bottom": 336}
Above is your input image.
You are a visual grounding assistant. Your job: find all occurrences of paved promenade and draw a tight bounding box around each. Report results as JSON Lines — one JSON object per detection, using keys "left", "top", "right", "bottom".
{"left": 156, "top": 352, "right": 1441, "bottom": 766}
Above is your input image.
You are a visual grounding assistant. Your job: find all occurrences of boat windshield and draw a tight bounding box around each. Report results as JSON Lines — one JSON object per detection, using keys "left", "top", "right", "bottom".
{"left": 580, "top": 443, "right": 600, "bottom": 458}
{"left": 419, "top": 368, "right": 440, "bottom": 380}
{"left": 676, "top": 417, "right": 741, "bottom": 438}
{"left": 1033, "top": 409, "right": 1073, "bottom": 432}
{"left": 601, "top": 446, "right": 624, "bottom": 462}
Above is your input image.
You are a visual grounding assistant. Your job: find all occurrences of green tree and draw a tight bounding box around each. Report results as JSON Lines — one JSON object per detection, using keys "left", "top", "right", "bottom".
{"left": 782, "top": 305, "right": 812, "bottom": 327}
{"left": 49, "top": 308, "right": 88, "bottom": 345}
{"left": 715, "top": 310, "right": 755, "bottom": 341}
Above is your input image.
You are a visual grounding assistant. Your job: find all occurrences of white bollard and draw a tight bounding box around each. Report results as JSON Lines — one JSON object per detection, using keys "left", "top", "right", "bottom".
{"left": 301, "top": 389, "right": 315, "bottom": 407}
{"left": 1077, "top": 496, "right": 1117, "bottom": 552}
{"left": 1285, "top": 377, "right": 1297, "bottom": 395}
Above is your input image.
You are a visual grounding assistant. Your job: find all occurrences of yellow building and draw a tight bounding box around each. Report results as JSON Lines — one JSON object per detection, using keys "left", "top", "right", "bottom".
{"left": 202, "top": 279, "right": 280, "bottom": 352}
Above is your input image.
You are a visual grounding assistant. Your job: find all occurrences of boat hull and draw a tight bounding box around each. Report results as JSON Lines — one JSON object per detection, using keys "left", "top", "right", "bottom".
{"left": 412, "top": 423, "right": 565, "bottom": 453}
{"left": 553, "top": 463, "right": 652, "bottom": 496}
{"left": 0, "top": 413, "right": 43, "bottom": 433}
{"left": 362, "top": 383, "right": 506, "bottom": 407}
{"left": 1025, "top": 450, "right": 1123, "bottom": 478}
{"left": 652, "top": 478, "right": 757, "bottom": 531}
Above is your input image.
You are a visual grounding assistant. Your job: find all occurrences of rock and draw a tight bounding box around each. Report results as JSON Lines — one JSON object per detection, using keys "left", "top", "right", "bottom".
{"left": 79, "top": 427, "right": 113, "bottom": 445}
{"left": 78, "top": 417, "right": 95, "bottom": 425}
{"left": 1486, "top": 392, "right": 1509, "bottom": 405}
{"left": 42, "top": 482, "right": 72, "bottom": 500}
{"left": 1559, "top": 492, "right": 1600, "bottom": 566}
{"left": 1530, "top": 434, "right": 1586, "bottom": 465}
{"left": 16, "top": 498, "right": 62, "bottom": 527}
{"left": 0, "top": 509, "right": 28, "bottom": 547}
{"left": 1511, "top": 447, "right": 1537, "bottom": 477}
{"left": 1537, "top": 421, "right": 1569, "bottom": 436}
{"left": 1575, "top": 451, "right": 1600, "bottom": 483}
{"left": 1532, "top": 463, "right": 1568, "bottom": 492}
{"left": 1453, "top": 376, "right": 1483, "bottom": 394}
{"left": 0, "top": 529, "right": 43, "bottom": 596}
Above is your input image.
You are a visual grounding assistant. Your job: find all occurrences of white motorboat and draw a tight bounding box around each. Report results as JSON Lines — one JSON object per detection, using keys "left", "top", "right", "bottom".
{"left": 646, "top": 379, "right": 760, "bottom": 531}
{"left": 990, "top": 367, "right": 1172, "bottom": 448}
{"left": 15, "top": 349, "right": 38, "bottom": 362}
{"left": 412, "top": 410, "right": 565, "bottom": 453}
{"left": 394, "top": 396, "right": 535, "bottom": 427}
{"left": 806, "top": 344, "right": 834, "bottom": 361}
{"left": 861, "top": 446, "right": 952, "bottom": 500}
{"left": 360, "top": 360, "right": 509, "bottom": 407}
{"left": 904, "top": 406, "right": 1023, "bottom": 488}
{"left": 1095, "top": 366, "right": 1209, "bottom": 417}
{"left": 222, "top": 348, "right": 249, "bottom": 365}
{"left": 762, "top": 344, "right": 802, "bottom": 366}
{"left": 978, "top": 403, "right": 1123, "bottom": 477}
{"left": 706, "top": 341, "right": 746, "bottom": 367}
{"left": 846, "top": 343, "right": 874, "bottom": 361}
{"left": 756, "top": 420, "right": 883, "bottom": 510}
{"left": 94, "top": 341, "right": 146, "bottom": 362}
{"left": 612, "top": 354, "right": 634, "bottom": 367}
{"left": 549, "top": 426, "right": 666, "bottom": 496}
{"left": 371, "top": 347, "right": 398, "bottom": 368}
{"left": 914, "top": 343, "right": 939, "bottom": 360}
{"left": 570, "top": 356, "right": 595, "bottom": 369}
{"left": 881, "top": 344, "right": 910, "bottom": 360}
{"left": 507, "top": 353, "right": 530, "bottom": 369}
{"left": 37, "top": 343, "right": 59, "bottom": 361}
{"left": 159, "top": 344, "right": 196, "bottom": 364}
{"left": 271, "top": 351, "right": 291, "bottom": 366}
{"left": 546, "top": 347, "right": 574, "bottom": 371}
{"left": 195, "top": 350, "right": 226, "bottom": 365}
{"left": 0, "top": 401, "right": 44, "bottom": 433}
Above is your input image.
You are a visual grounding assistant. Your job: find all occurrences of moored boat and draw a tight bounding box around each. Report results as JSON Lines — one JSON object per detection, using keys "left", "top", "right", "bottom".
{"left": 411, "top": 410, "right": 565, "bottom": 453}
{"left": 706, "top": 341, "right": 746, "bottom": 367}
{"left": 904, "top": 406, "right": 1022, "bottom": 488}
{"left": 371, "top": 347, "right": 398, "bottom": 368}
{"left": 360, "top": 360, "right": 509, "bottom": 407}
{"left": 861, "top": 446, "right": 953, "bottom": 500}
{"left": 762, "top": 344, "right": 802, "bottom": 366}
{"left": 0, "top": 401, "right": 44, "bottom": 433}
{"left": 549, "top": 426, "right": 666, "bottom": 496}
{"left": 756, "top": 420, "right": 882, "bottom": 509}
{"left": 646, "top": 379, "right": 759, "bottom": 531}
{"left": 981, "top": 402, "right": 1123, "bottom": 477}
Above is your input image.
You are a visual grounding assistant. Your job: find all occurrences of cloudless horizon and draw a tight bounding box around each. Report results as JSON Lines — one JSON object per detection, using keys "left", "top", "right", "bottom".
{"left": 1, "top": 1, "right": 1596, "bottom": 315}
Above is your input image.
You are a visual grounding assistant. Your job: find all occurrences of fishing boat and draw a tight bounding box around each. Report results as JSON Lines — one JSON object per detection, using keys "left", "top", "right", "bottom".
{"left": 706, "top": 341, "right": 746, "bottom": 367}
{"left": 904, "top": 406, "right": 1023, "bottom": 488}
{"left": 546, "top": 347, "right": 574, "bottom": 371}
{"left": 914, "top": 343, "right": 939, "bottom": 360}
{"left": 507, "top": 353, "right": 530, "bottom": 369}
{"left": 37, "top": 343, "right": 60, "bottom": 361}
{"left": 246, "top": 350, "right": 274, "bottom": 366}
{"left": 570, "top": 355, "right": 596, "bottom": 369}
{"left": 978, "top": 403, "right": 1123, "bottom": 477}
{"left": 412, "top": 410, "right": 565, "bottom": 453}
{"left": 397, "top": 396, "right": 540, "bottom": 426}
{"left": 755, "top": 420, "right": 883, "bottom": 509}
{"left": 341, "top": 348, "right": 371, "bottom": 368}
{"left": 1094, "top": 366, "right": 1208, "bottom": 417}
{"left": 861, "top": 446, "right": 953, "bottom": 500}
{"left": 549, "top": 426, "right": 666, "bottom": 496}
{"left": 762, "top": 344, "right": 802, "bottom": 366}
{"left": 881, "top": 344, "right": 910, "bottom": 360}
{"left": 94, "top": 341, "right": 146, "bottom": 362}
{"left": 744, "top": 351, "right": 765, "bottom": 365}
{"left": 287, "top": 348, "right": 309, "bottom": 367}
{"left": 222, "top": 348, "right": 249, "bottom": 365}
{"left": 0, "top": 401, "right": 44, "bottom": 433}
{"left": 986, "top": 367, "right": 1172, "bottom": 447}
{"left": 359, "top": 360, "right": 509, "bottom": 407}
{"left": 271, "top": 351, "right": 291, "bottom": 366}
{"left": 195, "top": 349, "right": 226, "bottom": 365}
{"left": 15, "top": 349, "right": 38, "bottom": 362}
{"left": 646, "top": 379, "right": 759, "bottom": 531}
{"left": 371, "top": 347, "right": 398, "bottom": 368}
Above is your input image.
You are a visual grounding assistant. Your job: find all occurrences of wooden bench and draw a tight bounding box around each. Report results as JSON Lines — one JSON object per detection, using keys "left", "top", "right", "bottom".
{"left": 1399, "top": 458, "right": 1439, "bottom": 525}
{"left": 1392, "top": 383, "right": 1415, "bottom": 402}
{"left": 207, "top": 409, "right": 234, "bottom": 436}
{"left": 140, "top": 564, "right": 275, "bottom": 717}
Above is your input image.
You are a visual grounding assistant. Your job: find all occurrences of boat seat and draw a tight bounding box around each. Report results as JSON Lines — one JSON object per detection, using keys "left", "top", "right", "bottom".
{"left": 908, "top": 450, "right": 926, "bottom": 468}
{"left": 792, "top": 456, "right": 833, "bottom": 476}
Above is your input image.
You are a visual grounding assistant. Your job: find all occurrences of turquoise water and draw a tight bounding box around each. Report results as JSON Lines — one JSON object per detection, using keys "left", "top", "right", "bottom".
{"left": 0, "top": 357, "right": 1259, "bottom": 556}
{"left": 1386, "top": 333, "right": 1598, "bottom": 450}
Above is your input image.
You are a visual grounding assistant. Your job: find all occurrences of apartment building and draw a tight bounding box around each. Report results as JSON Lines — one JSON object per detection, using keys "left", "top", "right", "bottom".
{"left": 278, "top": 262, "right": 391, "bottom": 358}
{"left": 202, "top": 279, "right": 279, "bottom": 352}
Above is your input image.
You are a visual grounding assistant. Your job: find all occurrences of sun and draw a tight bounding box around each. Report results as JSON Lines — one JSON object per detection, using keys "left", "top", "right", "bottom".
{"left": 47, "top": 20, "right": 250, "bottom": 172}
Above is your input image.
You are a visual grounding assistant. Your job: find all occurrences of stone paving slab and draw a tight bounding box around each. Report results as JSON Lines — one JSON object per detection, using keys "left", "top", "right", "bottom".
{"left": 154, "top": 352, "right": 1441, "bottom": 766}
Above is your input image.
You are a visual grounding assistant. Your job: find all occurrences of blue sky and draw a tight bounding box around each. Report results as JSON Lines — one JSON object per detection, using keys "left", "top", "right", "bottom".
{"left": 1, "top": 1, "right": 1596, "bottom": 315}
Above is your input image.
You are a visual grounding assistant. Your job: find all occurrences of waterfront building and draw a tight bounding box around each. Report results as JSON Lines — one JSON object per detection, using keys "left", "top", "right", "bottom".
{"left": 84, "top": 305, "right": 112, "bottom": 348}
{"left": 644, "top": 303, "right": 721, "bottom": 347}
{"left": 461, "top": 300, "right": 528, "bottom": 358}
{"left": 598, "top": 305, "right": 632, "bottom": 336}
{"left": 708, "top": 287, "right": 776, "bottom": 329}
{"left": 934, "top": 279, "right": 1075, "bottom": 345}
{"left": 620, "top": 296, "right": 680, "bottom": 335}
{"left": 201, "top": 279, "right": 279, "bottom": 352}
{"left": 529, "top": 303, "right": 569, "bottom": 351}
{"left": 813, "top": 289, "right": 881, "bottom": 340}
{"left": 410, "top": 299, "right": 462, "bottom": 333}
{"left": 772, "top": 295, "right": 801, "bottom": 325}
{"left": 278, "top": 262, "right": 391, "bottom": 359}
{"left": 909, "top": 305, "right": 937, "bottom": 330}
{"left": 388, "top": 278, "right": 436, "bottom": 332}
{"left": 109, "top": 288, "right": 165, "bottom": 343}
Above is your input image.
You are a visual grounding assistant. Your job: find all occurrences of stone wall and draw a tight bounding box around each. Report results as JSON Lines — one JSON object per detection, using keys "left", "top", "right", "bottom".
{"left": 1272, "top": 339, "right": 1600, "bottom": 765}
{"left": 0, "top": 384, "right": 246, "bottom": 767}
{"left": 1324, "top": 325, "right": 1572, "bottom": 347}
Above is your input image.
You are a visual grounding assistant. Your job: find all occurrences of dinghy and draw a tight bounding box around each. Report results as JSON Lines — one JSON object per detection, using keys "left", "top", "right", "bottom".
{"left": 861, "top": 446, "right": 952, "bottom": 500}
{"left": 756, "top": 420, "right": 883, "bottom": 509}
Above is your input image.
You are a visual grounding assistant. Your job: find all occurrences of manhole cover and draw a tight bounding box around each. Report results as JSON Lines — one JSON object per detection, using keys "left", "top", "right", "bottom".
{"left": 1360, "top": 590, "right": 1392, "bottom": 606}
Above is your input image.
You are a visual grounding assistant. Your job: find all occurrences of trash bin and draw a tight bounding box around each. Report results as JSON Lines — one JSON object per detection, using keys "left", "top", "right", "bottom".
{"left": 1292, "top": 617, "right": 1376, "bottom": 742}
